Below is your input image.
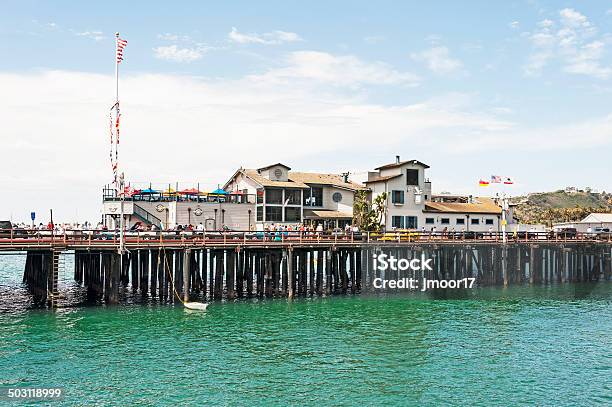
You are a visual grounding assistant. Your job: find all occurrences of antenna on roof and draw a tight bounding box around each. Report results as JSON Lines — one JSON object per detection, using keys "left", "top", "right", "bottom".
{"left": 341, "top": 172, "right": 350, "bottom": 183}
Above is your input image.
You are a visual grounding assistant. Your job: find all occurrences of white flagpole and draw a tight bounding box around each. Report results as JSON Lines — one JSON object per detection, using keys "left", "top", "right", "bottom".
{"left": 115, "top": 32, "right": 125, "bottom": 255}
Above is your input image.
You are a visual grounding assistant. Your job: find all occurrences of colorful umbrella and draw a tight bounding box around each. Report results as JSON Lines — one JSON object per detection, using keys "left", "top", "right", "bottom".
{"left": 180, "top": 188, "right": 200, "bottom": 195}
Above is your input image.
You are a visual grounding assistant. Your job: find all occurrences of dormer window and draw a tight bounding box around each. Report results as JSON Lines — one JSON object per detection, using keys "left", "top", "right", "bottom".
{"left": 406, "top": 169, "right": 419, "bottom": 186}
{"left": 274, "top": 168, "right": 283, "bottom": 179}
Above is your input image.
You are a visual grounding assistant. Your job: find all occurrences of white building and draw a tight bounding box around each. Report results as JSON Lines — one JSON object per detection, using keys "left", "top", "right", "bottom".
{"left": 102, "top": 187, "right": 256, "bottom": 231}
{"left": 423, "top": 197, "right": 502, "bottom": 232}
{"left": 364, "top": 157, "right": 431, "bottom": 229}
{"left": 223, "top": 163, "right": 364, "bottom": 229}
{"left": 366, "top": 156, "right": 503, "bottom": 232}
{"left": 553, "top": 213, "right": 612, "bottom": 233}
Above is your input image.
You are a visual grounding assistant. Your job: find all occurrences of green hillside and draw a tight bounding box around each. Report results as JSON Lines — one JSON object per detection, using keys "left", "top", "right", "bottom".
{"left": 512, "top": 190, "right": 612, "bottom": 225}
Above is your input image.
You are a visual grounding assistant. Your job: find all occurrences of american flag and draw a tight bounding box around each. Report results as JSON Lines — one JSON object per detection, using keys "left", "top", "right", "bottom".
{"left": 116, "top": 37, "right": 128, "bottom": 63}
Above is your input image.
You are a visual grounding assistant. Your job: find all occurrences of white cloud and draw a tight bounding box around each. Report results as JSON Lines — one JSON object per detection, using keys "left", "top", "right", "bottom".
{"left": 75, "top": 30, "right": 106, "bottom": 41}
{"left": 509, "top": 21, "right": 520, "bottom": 29}
{"left": 364, "top": 35, "right": 385, "bottom": 44}
{"left": 250, "top": 51, "right": 420, "bottom": 87}
{"left": 157, "top": 33, "right": 192, "bottom": 42}
{"left": 228, "top": 27, "right": 302, "bottom": 45}
{"left": 153, "top": 45, "right": 205, "bottom": 62}
{"left": 559, "top": 8, "right": 592, "bottom": 30}
{"left": 524, "top": 8, "right": 611, "bottom": 78}
{"left": 411, "top": 46, "right": 463, "bottom": 75}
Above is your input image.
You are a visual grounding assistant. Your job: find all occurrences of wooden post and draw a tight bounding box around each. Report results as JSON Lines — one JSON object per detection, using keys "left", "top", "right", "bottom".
{"left": 236, "top": 249, "right": 244, "bottom": 298}
{"left": 356, "top": 248, "right": 362, "bottom": 292}
{"left": 281, "top": 250, "right": 288, "bottom": 296}
{"left": 315, "top": 250, "right": 322, "bottom": 295}
{"left": 287, "top": 247, "right": 294, "bottom": 299}
{"left": 325, "top": 249, "right": 332, "bottom": 295}
{"left": 150, "top": 250, "right": 158, "bottom": 296}
{"left": 108, "top": 252, "right": 120, "bottom": 304}
{"left": 214, "top": 250, "right": 223, "bottom": 300}
{"left": 246, "top": 251, "right": 253, "bottom": 297}
{"left": 183, "top": 249, "right": 191, "bottom": 303}
{"left": 140, "top": 249, "right": 149, "bottom": 294}
{"left": 130, "top": 251, "right": 138, "bottom": 291}
{"left": 227, "top": 249, "right": 236, "bottom": 299}
{"left": 309, "top": 250, "right": 315, "bottom": 295}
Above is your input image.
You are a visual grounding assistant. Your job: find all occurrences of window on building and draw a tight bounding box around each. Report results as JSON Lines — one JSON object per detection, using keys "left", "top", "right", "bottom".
{"left": 485, "top": 219, "right": 494, "bottom": 225}
{"left": 256, "top": 206, "right": 263, "bottom": 222}
{"left": 406, "top": 169, "right": 419, "bottom": 186}
{"left": 265, "top": 206, "right": 282, "bottom": 222}
{"left": 266, "top": 188, "right": 283, "bottom": 204}
{"left": 471, "top": 218, "right": 480, "bottom": 225}
{"left": 392, "top": 216, "right": 405, "bottom": 229}
{"left": 426, "top": 217, "right": 435, "bottom": 224}
{"left": 391, "top": 190, "right": 405, "bottom": 204}
{"left": 456, "top": 218, "right": 465, "bottom": 225}
{"left": 285, "top": 189, "right": 301, "bottom": 205}
{"left": 406, "top": 216, "right": 418, "bottom": 229}
{"left": 285, "top": 207, "right": 301, "bottom": 222}
{"left": 304, "top": 187, "right": 323, "bottom": 207}
{"left": 441, "top": 218, "right": 450, "bottom": 225}
{"left": 256, "top": 189, "right": 264, "bottom": 204}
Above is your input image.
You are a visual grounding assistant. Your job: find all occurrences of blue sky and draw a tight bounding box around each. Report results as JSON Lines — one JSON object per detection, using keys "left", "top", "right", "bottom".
{"left": 1, "top": 1, "right": 612, "bottom": 222}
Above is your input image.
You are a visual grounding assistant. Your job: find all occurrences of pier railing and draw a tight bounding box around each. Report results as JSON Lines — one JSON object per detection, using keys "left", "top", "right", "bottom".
{"left": 0, "top": 228, "right": 610, "bottom": 250}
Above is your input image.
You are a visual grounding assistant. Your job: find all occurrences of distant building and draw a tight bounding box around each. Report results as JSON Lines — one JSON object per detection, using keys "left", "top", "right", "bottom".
{"left": 565, "top": 186, "right": 577, "bottom": 194}
{"left": 223, "top": 163, "right": 364, "bottom": 229}
{"left": 553, "top": 213, "right": 612, "bottom": 232}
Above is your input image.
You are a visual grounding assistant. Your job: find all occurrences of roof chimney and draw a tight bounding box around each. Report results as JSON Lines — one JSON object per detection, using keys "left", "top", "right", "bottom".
{"left": 396, "top": 155, "right": 400, "bottom": 164}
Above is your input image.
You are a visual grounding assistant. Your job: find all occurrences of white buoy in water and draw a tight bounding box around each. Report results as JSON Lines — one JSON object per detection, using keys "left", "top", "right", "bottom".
{"left": 184, "top": 302, "right": 208, "bottom": 311}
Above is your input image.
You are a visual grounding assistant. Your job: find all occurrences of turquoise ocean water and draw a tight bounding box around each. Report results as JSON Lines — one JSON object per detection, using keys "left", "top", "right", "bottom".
{"left": 1, "top": 253, "right": 611, "bottom": 406}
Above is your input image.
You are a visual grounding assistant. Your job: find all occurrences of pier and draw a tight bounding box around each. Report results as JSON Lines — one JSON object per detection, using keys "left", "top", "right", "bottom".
{"left": 2, "top": 230, "right": 611, "bottom": 308}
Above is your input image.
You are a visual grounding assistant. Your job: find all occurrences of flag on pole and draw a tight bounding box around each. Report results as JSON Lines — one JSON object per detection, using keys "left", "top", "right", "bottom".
{"left": 479, "top": 179, "right": 490, "bottom": 186}
{"left": 490, "top": 175, "right": 502, "bottom": 183}
{"left": 116, "top": 37, "right": 128, "bottom": 63}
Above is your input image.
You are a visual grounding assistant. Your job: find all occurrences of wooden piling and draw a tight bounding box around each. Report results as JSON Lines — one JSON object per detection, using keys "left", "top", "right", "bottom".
{"left": 183, "top": 249, "right": 191, "bottom": 303}
{"left": 227, "top": 249, "right": 236, "bottom": 299}
{"left": 287, "top": 248, "right": 294, "bottom": 299}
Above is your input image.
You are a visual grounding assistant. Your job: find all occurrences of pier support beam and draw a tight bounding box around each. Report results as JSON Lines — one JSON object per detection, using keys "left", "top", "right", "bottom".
{"left": 287, "top": 248, "right": 294, "bottom": 299}
{"left": 183, "top": 249, "right": 191, "bottom": 303}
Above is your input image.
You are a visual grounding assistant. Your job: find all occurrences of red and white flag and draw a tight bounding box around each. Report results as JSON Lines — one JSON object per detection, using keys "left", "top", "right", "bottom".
{"left": 116, "top": 37, "right": 128, "bottom": 63}
{"left": 503, "top": 177, "right": 514, "bottom": 185}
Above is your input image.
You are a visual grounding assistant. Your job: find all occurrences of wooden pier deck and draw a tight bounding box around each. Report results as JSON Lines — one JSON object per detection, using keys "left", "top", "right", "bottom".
{"left": 2, "top": 231, "right": 611, "bottom": 308}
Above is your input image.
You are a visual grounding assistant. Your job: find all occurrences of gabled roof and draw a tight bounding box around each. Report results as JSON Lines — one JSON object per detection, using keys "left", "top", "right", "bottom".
{"left": 257, "top": 163, "right": 291, "bottom": 172}
{"left": 375, "top": 159, "right": 430, "bottom": 170}
{"left": 581, "top": 213, "right": 612, "bottom": 223}
{"left": 289, "top": 172, "right": 366, "bottom": 191}
{"left": 244, "top": 169, "right": 308, "bottom": 189}
{"left": 424, "top": 197, "right": 502, "bottom": 214}
{"left": 364, "top": 174, "right": 403, "bottom": 184}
